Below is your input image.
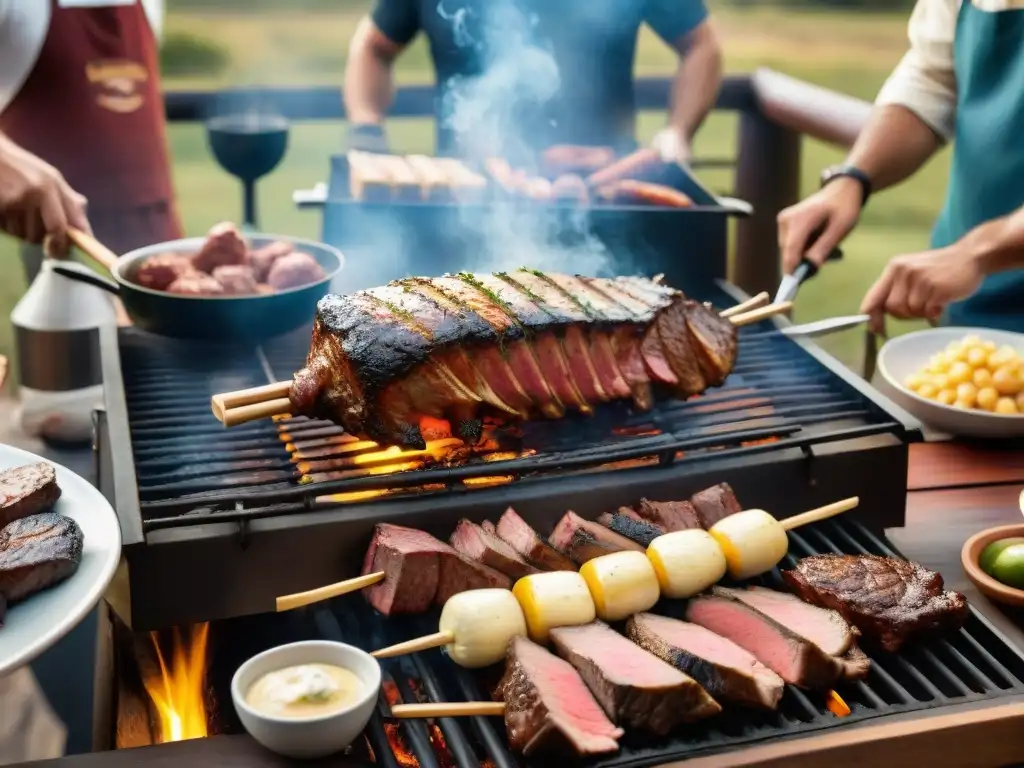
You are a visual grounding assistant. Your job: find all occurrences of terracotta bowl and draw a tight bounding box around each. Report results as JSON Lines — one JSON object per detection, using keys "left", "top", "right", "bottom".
{"left": 962, "top": 523, "right": 1024, "bottom": 608}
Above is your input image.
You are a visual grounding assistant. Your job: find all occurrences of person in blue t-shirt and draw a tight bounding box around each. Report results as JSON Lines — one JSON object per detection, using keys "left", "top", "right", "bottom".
{"left": 777, "top": 0, "right": 1024, "bottom": 334}
{"left": 342, "top": 0, "right": 721, "bottom": 163}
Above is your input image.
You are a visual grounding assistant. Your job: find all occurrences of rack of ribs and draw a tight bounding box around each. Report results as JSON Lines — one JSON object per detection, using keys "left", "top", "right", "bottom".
{"left": 282, "top": 270, "right": 739, "bottom": 449}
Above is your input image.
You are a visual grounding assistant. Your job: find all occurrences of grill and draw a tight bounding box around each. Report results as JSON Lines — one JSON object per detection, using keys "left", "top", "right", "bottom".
{"left": 312, "top": 155, "right": 742, "bottom": 294}
{"left": 96, "top": 282, "right": 922, "bottom": 630}
{"left": 200, "top": 518, "right": 1024, "bottom": 767}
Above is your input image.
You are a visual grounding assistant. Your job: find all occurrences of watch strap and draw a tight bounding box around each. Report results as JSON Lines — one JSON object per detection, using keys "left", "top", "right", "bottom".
{"left": 821, "top": 165, "right": 871, "bottom": 206}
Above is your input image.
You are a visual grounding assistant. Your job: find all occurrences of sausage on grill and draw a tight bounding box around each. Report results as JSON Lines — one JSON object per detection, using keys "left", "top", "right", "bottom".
{"left": 596, "top": 180, "right": 692, "bottom": 208}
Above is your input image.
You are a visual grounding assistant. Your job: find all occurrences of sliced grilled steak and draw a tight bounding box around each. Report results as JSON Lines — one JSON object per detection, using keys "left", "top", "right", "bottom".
{"left": 724, "top": 586, "right": 858, "bottom": 656}
{"left": 549, "top": 621, "right": 720, "bottom": 735}
{"left": 596, "top": 512, "right": 663, "bottom": 546}
{"left": 783, "top": 554, "right": 969, "bottom": 652}
{"left": 720, "top": 586, "right": 870, "bottom": 681}
{"left": 615, "top": 506, "right": 665, "bottom": 532}
{"left": 636, "top": 498, "right": 701, "bottom": 531}
{"left": 686, "top": 587, "right": 842, "bottom": 689}
{"left": 497, "top": 508, "right": 576, "bottom": 572}
{"left": 0, "top": 513, "right": 83, "bottom": 603}
{"left": 287, "top": 270, "right": 739, "bottom": 448}
{"left": 497, "top": 636, "right": 623, "bottom": 757}
{"left": 549, "top": 512, "right": 644, "bottom": 564}
{"left": 450, "top": 518, "right": 538, "bottom": 580}
{"left": 0, "top": 463, "right": 61, "bottom": 528}
{"left": 690, "top": 483, "right": 742, "bottom": 528}
{"left": 361, "top": 523, "right": 510, "bottom": 616}
{"left": 481, "top": 520, "right": 497, "bottom": 535}
{"left": 626, "top": 613, "right": 784, "bottom": 710}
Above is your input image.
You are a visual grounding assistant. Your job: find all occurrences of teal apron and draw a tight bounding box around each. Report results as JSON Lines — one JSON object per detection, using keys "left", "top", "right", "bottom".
{"left": 931, "top": 0, "right": 1024, "bottom": 332}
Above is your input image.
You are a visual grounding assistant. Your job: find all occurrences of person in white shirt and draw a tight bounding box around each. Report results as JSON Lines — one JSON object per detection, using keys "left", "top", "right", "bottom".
{"left": 776, "top": 0, "right": 1024, "bottom": 334}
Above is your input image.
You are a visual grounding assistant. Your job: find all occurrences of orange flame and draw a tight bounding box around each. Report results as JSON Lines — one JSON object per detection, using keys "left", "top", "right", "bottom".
{"left": 140, "top": 623, "right": 209, "bottom": 743}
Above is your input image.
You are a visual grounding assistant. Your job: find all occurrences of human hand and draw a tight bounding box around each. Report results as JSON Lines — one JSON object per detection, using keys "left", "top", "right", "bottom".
{"left": 0, "top": 134, "right": 90, "bottom": 256}
{"left": 860, "top": 246, "right": 985, "bottom": 334}
{"left": 346, "top": 123, "right": 389, "bottom": 154}
{"left": 777, "top": 177, "right": 862, "bottom": 275}
{"left": 651, "top": 127, "right": 691, "bottom": 165}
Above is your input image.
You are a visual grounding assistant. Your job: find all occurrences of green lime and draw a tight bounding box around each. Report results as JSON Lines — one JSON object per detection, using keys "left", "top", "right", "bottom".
{"left": 989, "top": 543, "right": 1024, "bottom": 589}
{"left": 980, "top": 537, "right": 1024, "bottom": 576}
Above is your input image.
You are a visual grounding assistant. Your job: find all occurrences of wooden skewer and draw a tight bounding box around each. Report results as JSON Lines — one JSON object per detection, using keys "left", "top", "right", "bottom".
{"left": 372, "top": 631, "right": 454, "bottom": 659}
{"left": 213, "top": 300, "right": 795, "bottom": 427}
{"left": 719, "top": 291, "right": 769, "bottom": 319}
{"left": 729, "top": 302, "right": 793, "bottom": 327}
{"left": 276, "top": 571, "right": 385, "bottom": 612}
{"left": 780, "top": 496, "right": 859, "bottom": 531}
{"left": 390, "top": 702, "right": 505, "bottom": 719}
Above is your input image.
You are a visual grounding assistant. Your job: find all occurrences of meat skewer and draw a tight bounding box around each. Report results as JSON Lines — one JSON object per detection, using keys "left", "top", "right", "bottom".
{"left": 341, "top": 497, "right": 858, "bottom": 666}
{"left": 211, "top": 293, "right": 793, "bottom": 435}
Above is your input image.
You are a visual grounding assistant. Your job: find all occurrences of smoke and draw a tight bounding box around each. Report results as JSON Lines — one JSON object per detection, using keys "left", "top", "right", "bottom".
{"left": 436, "top": 0, "right": 627, "bottom": 279}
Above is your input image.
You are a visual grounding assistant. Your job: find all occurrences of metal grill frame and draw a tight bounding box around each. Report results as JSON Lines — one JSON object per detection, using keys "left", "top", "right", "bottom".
{"left": 95, "top": 283, "right": 925, "bottom": 630}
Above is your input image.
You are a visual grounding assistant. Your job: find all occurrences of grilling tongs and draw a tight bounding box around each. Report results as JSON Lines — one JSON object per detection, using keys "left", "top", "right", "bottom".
{"left": 774, "top": 227, "right": 844, "bottom": 305}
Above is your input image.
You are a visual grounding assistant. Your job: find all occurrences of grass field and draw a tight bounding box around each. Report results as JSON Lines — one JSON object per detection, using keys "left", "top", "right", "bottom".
{"left": 0, "top": 3, "right": 948, "bottom": 372}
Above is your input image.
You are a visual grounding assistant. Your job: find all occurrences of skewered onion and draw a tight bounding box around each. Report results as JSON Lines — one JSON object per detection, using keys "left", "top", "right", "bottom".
{"left": 579, "top": 550, "right": 660, "bottom": 621}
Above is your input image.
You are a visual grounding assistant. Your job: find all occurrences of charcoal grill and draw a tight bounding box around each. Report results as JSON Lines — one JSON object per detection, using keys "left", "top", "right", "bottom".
{"left": 190, "top": 518, "right": 1024, "bottom": 767}
{"left": 94, "top": 282, "right": 922, "bottom": 631}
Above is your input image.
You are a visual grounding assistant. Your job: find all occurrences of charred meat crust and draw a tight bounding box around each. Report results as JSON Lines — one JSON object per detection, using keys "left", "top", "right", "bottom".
{"left": 291, "top": 270, "right": 738, "bottom": 447}
{"left": 0, "top": 512, "right": 84, "bottom": 603}
{"left": 0, "top": 463, "right": 62, "bottom": 528}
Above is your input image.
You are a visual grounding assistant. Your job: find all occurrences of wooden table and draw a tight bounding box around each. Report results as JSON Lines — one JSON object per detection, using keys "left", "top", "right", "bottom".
{"left": 17, "top": 443, "right": 1024, "bottom": 768}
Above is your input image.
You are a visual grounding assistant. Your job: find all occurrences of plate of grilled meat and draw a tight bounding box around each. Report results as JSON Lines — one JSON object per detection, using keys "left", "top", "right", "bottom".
{"left": 0, "top": 445, "right": 121, "bottom": 675}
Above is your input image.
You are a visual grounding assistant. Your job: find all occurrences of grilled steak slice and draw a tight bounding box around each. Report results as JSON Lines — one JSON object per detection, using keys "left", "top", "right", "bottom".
{"left": 496, "top": 508, "right": 576, "bottom": 572}
{"left": 783, "top": 554, "right": 969, "bottom": 652}
{"left": 0, "top": 513, "right": 83, "bottom": 603}
{"left": 690, "top": 483, "right": 742, "bottom": 528}
{"left": 497, "top": 636, "right": 623, "bottom": 757}
{"left": 549, "top": 512, "right": 644, "bottom": 565}
{"left": 724, "top": 586, "right": 857, "bottom": 656}
{"left": 626, "top": 613, "right": 784, "bottom": 710}
{"left": 450, "top": 519, "right": 539, "bottom": 580}
{"left": 596, "top": 512, "right": 663, "bottom": 546}
{"left": 637, "top": 498, "right": 701, "bottom": 531}
{"left": 0, "top": 463, "right": 61, "bottom": 528}
{"left": 720, "top": 586, "right": 870, "bottom": 681}
{"left": 686, "top": 588, "right": 843, "bottom": 689}
{"left": 481, "top": 520, "right": 497, "bottom": 535}
{"left": 288, "top": 270, "right": 739, "bottom": 448}
{"left": 550, "top": 622, "right": 719, "bottom": 735}
{"left": 614, "top": 506, "right": 665, "bottom": 532}
{"left": 361, "top": 523, "right": 510, "bottom": 616}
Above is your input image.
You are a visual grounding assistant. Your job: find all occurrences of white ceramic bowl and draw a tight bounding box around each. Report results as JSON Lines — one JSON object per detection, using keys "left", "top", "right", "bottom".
{"left": 231, "top": 641, "right": 382, "bottom": 760}
{"left": 876, "top": 326, "right": 1024, "bottom": 438}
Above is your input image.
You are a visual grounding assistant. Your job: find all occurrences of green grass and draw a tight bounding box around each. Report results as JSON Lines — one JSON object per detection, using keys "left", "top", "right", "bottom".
{"left": 0, "top": 4, "right": 945, "bottom": 371}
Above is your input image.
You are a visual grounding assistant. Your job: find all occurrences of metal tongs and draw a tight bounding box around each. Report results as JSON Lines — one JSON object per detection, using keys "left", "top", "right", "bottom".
{"left": 774, "top": 227, "right": 844, "bottom": 305}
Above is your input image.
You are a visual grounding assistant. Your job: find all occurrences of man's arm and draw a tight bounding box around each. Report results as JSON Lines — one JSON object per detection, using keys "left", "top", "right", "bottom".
{"left": 777, "top": 0, "right": 958, "bottom": 269}
{"left": 645, "top": 1, "right": 722, "bottom": 162}
{"left": 343, "top": 0, "right": 419, "bottom": 147}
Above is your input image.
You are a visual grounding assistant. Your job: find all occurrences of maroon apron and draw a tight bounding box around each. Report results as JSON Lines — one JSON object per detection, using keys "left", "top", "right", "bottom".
{"left": 0, "top": 0, "right": 182, "bottom": 255}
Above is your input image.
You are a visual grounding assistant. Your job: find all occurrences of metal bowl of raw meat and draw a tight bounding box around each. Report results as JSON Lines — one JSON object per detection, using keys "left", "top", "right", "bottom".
{"left": 875, "top": 327, "right": 1024, "bottom": 439}
{"left": 54, "top": 225, "right": 344, "bottom": 343}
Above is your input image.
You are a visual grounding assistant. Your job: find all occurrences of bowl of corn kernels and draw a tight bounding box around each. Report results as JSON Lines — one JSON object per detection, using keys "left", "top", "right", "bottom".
{"left": 876, "top": 327, "right": 1024, "bottom": 438}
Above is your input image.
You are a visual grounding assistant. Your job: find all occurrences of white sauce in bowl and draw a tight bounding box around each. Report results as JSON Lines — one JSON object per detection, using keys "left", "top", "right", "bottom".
{"left": 245, "top": 663, "right": 363, "bottom": 719}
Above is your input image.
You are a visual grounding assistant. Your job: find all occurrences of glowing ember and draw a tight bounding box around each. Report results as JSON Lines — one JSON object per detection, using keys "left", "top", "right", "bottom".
{"left": 140, "top": 623, "right": 209, "bottom": 743}
{"left": 826, "top": 689, "right": 851, "bottom": 717}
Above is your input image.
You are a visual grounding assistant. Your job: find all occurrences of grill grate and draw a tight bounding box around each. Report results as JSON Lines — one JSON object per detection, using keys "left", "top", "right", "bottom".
{"left": 203, "top": 519, "right": 1024, "bottom": 767}
{"left": 113, "top": 286, "right": 906, "bottom": 531}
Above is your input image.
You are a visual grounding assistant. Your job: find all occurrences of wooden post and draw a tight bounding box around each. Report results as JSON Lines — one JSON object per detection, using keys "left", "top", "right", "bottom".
{"left": 732, "top": 112, "right": 800, "bottom": 299}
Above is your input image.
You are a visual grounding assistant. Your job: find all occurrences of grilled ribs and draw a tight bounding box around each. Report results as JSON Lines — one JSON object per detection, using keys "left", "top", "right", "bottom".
{"left": 782, "top": 554, "right": 969, "bottom": 652}
{"left": 289, "top": 270, "right": 738, "bottom": 448}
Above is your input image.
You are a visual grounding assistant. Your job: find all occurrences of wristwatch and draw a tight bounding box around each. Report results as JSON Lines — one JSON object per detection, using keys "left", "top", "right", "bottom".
{"left": 820, "top": 164, "right": 872, "bottom": 207}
